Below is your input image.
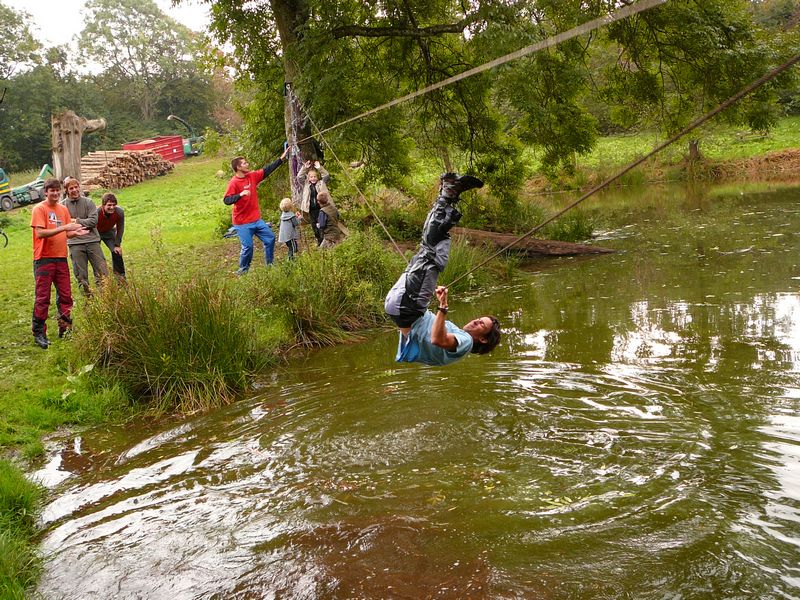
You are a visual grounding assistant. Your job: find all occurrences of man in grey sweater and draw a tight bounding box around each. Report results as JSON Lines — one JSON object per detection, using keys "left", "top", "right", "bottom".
{"left": 62, "top": 177, "right": 108, "bottom": 294}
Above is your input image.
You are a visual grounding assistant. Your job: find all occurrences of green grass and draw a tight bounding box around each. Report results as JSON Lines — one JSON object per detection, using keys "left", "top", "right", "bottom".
{"left": 0, "top": 459, "right": 43, "bottom": 600}
{"left": 523, "top": 115, "right": 800, "bottom": 178}
{"left": 7, "top": 169, "right": 40, "bottom": 188}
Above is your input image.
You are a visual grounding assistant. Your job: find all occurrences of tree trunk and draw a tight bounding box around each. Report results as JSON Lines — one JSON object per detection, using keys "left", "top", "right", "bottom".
{"left": 688, "top": 139, "right": 701, "bottom": 161}
{"left": 272, "top": 0, "right": 320, "bottom": 204}
{"left": 51, "top": 110, "right": 107, "bottom": 181}
{"left": 451, "top": 227, "right": 615, "bottom": 257}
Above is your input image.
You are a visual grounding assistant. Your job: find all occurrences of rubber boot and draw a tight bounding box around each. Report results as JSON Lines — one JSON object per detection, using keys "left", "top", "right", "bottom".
{"left": 420, "top": 173, "right": 484, "bottom": 248}
{"left": 32, "top": 317, "right": 49, "bottom": 349}
{"left": 438, "top": 173, "right": 484, "bottom": 202}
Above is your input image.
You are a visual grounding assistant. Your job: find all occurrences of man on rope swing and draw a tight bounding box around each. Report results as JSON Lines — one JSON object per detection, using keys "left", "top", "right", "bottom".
{"left": 384, "top": 173, "right": 501, "bottom": 366}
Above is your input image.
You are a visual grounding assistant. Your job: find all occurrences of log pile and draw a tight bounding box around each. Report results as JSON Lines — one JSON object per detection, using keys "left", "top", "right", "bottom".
{"left": 80, "top": 150, "right": 174, "bottom": 191}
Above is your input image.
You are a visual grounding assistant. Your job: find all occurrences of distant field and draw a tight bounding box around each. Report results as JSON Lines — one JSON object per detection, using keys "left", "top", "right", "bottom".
{"left": 522, "top": 115, "right": 800, "bottom": 172}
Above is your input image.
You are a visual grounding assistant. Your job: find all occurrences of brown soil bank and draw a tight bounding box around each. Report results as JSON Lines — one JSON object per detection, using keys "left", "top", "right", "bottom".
{"left": 700, "top": 148, "right": 800, "bottom": 181}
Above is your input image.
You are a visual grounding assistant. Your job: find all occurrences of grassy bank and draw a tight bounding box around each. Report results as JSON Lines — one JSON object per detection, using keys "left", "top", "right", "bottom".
{"left": 522, "top": 115, "right": 800, "bottom": 192}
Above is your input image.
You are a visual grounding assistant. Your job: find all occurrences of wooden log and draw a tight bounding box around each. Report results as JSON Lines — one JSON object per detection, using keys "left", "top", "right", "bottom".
{"left": 450, "top": 226, "right": 615, "bottom": 257}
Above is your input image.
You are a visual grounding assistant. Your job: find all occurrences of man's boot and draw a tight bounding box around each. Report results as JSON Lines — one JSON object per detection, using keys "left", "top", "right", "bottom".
{"left": 32, "top": 317, "right": 49, "bottom": 349}
{"left": 438, "top": 173, "right": 484, "bottom": 202}
{"left": 421, "top": 173, "right": 483, "bottom": 248}
{"left": 57, "top": 313, "right": 72, "bottom": 339}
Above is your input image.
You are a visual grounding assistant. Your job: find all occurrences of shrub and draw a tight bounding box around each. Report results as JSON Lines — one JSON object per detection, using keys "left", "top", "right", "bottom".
{"left": 75, "top": 277, "right": 275, "bottom": 413}
{"left": 541, "top": 210, "right": 595, "bottom": 242}
{"left": 247, "top": 231, "right": 404, "bottom": 346}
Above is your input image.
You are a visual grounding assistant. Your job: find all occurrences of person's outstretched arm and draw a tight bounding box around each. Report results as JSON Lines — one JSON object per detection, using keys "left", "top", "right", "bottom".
{"left": 316, "top": 161, "right": 330, "bottom": 183}
{"left": 430, "top": 286, "right": 458, "bottom": 350}
{"left": 261, "top": 146, "right": 289, "bottom": 179}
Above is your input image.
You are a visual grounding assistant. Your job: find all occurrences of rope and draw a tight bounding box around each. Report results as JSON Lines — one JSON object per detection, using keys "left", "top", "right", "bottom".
{"left": 445, "top": 53, "right": 800, "bottom": 288}
{"left": 299, "top": 0, "right": 668, "bottom": 145}
{"left": 301, "top": 108, "right": 408, "bottom": 259}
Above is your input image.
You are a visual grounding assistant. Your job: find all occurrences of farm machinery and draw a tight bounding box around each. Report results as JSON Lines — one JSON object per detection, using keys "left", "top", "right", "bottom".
{"left": 0, "top": 164, "right": 54, "bottom": 212}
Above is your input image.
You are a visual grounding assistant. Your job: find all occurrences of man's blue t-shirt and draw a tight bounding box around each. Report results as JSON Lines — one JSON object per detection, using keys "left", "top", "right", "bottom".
{"left": 395, "top": 311, "right": 473, "bottom": 366}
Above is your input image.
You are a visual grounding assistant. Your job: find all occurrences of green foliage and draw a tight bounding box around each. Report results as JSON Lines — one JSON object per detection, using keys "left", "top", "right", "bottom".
{"left": 440, "top": 240, "right": 497, "bottom": 294}
{"left": 74, "top": 277, "right": 276, "bottom": 413}
{"left": 541, "top": 210, "right": 595, "bottom": 242}
{"left": 248, "top": 231, "right": 405, "bottom": 346}
{"left": 0, "top": 459, "right": 43, "bottom": 599}
{"left": 210, "top": 0, "right": 785, "bottom": 193}
{"left": 602, "top": 0, "right": 781, "bottom": 134}
{"left": 0, "top": 3, "right": 40, "bottom": 80}
{"left": 79, "top": 0, "right": 204, "bottom": 121}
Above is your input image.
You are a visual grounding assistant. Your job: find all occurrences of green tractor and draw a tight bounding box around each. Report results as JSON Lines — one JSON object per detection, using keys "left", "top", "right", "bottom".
{"left": 167, "top": 114, "right": 203, "bottom": 156}
{"left": 0, "top": 164, "right": 54, "bottom": 212}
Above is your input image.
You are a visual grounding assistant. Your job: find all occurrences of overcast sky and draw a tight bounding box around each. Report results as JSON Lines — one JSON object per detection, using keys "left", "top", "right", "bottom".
{"left": 5, "top": 0, "right": 212, "bottom": 47}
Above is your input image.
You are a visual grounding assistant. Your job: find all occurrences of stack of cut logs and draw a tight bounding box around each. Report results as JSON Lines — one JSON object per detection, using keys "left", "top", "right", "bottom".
{"left": 80, "top": 150, "right": 174, "bottom": 191}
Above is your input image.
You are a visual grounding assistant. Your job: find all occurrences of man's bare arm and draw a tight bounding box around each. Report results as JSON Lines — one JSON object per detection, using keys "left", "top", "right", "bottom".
{"left": 430, "top": 286, "right": 458, "bottom": 350}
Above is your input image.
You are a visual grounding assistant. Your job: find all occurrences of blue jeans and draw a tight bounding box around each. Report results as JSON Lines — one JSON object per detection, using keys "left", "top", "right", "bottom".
{"left": 235, "top": 219, "right": 275, "bottom": 272}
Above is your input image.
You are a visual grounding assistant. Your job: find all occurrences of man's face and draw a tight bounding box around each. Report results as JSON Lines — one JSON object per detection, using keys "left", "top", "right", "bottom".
{"left": 237, "top": 159, "right": 250, "bottom": 174}
{"left": 103, "top": 201, "right": 117, "bottom": 215}
{"left": 463, "top": 316, "right": 494, "bottom": 342}
{"left": 66, "top": 182, "right": 81, "bottom": 199}
{"left": 45, "top": 187, "right": 62, "bottom": 205}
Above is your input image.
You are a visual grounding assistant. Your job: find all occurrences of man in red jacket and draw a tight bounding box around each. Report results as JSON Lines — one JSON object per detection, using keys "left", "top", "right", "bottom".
{"left": 223, "top": 147, "right": 289, "bottom": 275}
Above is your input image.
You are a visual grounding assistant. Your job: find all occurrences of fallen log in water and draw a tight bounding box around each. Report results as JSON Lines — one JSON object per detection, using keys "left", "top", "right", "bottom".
{"left": 451, "top": 227, "right": 615, "bottom": 257}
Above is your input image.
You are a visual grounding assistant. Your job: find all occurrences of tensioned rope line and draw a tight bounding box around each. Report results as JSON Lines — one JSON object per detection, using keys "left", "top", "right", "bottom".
{"left": 298, "top": 95, "right": 407, "bottom": 258}
{"left": 445, "top": 53, "right": 800, "bottom": 288}
{"left": 298, "top": 0, "right": 669, "bottom": 145}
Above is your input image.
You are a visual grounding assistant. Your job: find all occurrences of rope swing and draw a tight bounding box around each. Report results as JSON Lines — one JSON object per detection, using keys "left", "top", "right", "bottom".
{"left": 280, "top": 0, "right": 797, "bottom": 286}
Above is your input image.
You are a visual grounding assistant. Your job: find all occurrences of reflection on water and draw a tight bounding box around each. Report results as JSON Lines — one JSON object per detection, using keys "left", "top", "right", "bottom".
{"left": 36, "top": 184, "right": 800, "bottom": 599}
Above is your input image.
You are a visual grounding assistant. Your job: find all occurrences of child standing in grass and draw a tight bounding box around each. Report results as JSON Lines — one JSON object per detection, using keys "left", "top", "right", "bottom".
{"left": 278, "top": 198, "right": 300, "bottom": 260}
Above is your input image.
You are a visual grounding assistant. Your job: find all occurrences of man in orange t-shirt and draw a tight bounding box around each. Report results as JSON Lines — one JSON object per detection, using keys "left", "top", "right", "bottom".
{"left": 30, "top": 178, "right": 89, "bottom": 348}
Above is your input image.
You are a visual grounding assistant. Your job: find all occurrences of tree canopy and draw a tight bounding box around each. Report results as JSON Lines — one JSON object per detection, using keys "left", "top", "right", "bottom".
{"left": 0, "top": 0, "right": 232, "bottom": 172}
{"left": 0, "top": 3, "right": 40, "bottom": 80}
{"left": 204, "top": 0, "right": 796, "bottom": 191}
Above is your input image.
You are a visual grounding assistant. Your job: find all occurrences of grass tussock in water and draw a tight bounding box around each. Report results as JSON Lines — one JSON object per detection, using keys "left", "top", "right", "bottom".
{"left": 245, "top": 230, "right": 405, "bottom": 347}
{"left": 440, "top": 239, "right": 499, "bottom": 294}
{"left": 0, "top": 459, "right": 42, "bottom": 599}
{"left": 75, "top": 277, "right": 275, "bottom": 414}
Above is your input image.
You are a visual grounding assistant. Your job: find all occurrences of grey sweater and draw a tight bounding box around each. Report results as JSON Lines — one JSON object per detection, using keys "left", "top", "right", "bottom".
{"left": 62, "top": 195, "right": 101, "bottom": 245}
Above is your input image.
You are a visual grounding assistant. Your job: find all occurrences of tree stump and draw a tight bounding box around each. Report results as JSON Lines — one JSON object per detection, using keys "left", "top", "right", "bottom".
{"left": 688, "top": 140, "right": 701, "bottom": 162}
{"left": 51, "top": 110, "right": 107, "bottom": 181}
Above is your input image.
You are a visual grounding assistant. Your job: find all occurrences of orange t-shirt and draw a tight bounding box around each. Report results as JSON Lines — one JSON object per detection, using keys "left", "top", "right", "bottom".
{"left": 31, "top": 202, "right": 71, "bottom": 260}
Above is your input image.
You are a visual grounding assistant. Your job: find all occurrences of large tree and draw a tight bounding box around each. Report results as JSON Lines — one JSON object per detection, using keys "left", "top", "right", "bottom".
{"left": 203, "top": 0, "right": 791, "bottom": 189}
{"left": 79, "top": 0, "right": 205, "bottom": 121}
{"left": 0, "top": 2, "right": 40, "bottom": 81}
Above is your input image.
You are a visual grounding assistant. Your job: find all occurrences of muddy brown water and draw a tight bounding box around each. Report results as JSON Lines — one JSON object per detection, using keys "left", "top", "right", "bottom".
{"left": 34, "top": 182, "right": 800, "bottom": 599}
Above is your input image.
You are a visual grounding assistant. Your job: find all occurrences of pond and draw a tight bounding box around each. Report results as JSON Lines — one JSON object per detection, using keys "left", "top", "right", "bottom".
{"left": 35, "top": 182, "right": 800, "bottom": 599}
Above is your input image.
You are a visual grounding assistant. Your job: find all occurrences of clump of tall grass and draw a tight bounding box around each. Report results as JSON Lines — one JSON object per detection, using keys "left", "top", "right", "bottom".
{"left": 0, "top": 459, "right": 43, "bottom": 599}
{"left": 246, "top": 231, "right": 405, "bottom": 347}
{"left": 541, "top": 209, "right": 595, "bottom": 242}
{"left": 439, "top": 239, "right": 499, "bottom": 294}
{"left": 75, "top": 276, "right": 276, "bottom": 413}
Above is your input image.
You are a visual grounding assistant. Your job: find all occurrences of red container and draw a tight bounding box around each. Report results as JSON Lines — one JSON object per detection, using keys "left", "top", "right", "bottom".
{"left": 123, "top": 135, "right": 185, "bottom": 163}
